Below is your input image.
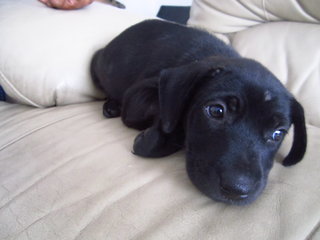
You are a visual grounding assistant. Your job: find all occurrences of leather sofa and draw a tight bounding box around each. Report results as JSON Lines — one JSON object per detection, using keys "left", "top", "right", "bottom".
{"left": 0, "top": 0, "right": 319, "bottom": 239}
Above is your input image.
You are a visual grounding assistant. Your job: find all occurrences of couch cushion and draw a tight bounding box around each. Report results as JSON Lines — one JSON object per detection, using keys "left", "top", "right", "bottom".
{"left": 188, "top": 1, "right": 320, "bottom": 128}
{"left": 188, "top": 0, "right": 320, "bottom": 33}
{"left": 0, "top": 101, "right": 320, "bottom": 239}
{"left": 231, "top": 22, "right": 320, "bottom": 127}
{"left": 0, "top": 0, "right": 145, "bottom": 107}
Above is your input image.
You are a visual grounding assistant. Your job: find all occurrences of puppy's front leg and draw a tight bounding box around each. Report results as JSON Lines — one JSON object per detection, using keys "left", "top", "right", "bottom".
{"left": 133, "top": 122, "right": 183, "bottom": 158}
{"left": 103, "top": 99, "right": 121, "bottom": 118}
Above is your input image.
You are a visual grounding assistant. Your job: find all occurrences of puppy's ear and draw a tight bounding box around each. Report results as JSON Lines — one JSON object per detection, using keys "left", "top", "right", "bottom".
{"left": 159, "top": 62, "right": 221, "bottom": 133}
{"left": 282, "top": 98, "right": 307, "bottom": 166}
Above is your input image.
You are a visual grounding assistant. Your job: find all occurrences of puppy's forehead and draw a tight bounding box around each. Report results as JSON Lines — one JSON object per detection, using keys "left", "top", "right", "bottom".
{"left": 246, "top": 86, "right": 291, "bottom": 123}
{"left": 197, "top": 70, "right": 289, "bottom": 106}
{"left": 246, "top": 85, "right": 283, "bottom": 107}
{"left": 259, "top": 89, "right": 283, "bottom": 105}
{"left": 264, "top": 90, "right": 272, "bottom": 102}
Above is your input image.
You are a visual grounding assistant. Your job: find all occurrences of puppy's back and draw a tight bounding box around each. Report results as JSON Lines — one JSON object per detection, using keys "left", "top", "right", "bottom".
{"left": 92, "top": 20, "right": 238, "bottom": 100}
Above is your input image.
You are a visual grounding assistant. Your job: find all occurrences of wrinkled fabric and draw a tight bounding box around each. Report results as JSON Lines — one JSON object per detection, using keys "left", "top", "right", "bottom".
{"left": 0, "top": 102, "right": 319, "bottom": 240}
{"left": 0, "top": 0, "right": 320, "bottom": 239}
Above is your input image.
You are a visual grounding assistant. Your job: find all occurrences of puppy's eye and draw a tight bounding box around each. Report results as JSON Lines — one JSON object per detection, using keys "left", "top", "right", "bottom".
{"left": 205, "top": 104, "right": 224, "bottom": 119}
{"left": 270, "top": 129, "right": 287, "bottom": 142}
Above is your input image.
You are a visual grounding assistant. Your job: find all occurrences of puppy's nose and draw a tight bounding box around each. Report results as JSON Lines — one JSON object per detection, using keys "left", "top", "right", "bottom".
{"left": 220, "top": 176, "right": 255, "bottom": 200}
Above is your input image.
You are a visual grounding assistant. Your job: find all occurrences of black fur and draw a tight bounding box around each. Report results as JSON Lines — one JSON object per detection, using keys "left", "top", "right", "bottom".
{"left": 91, "top": 20, "right": 307, "bottom": 205}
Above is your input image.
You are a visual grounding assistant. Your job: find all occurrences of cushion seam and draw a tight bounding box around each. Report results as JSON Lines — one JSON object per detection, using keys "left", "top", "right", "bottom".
{"left": 0, "top": 69, "right": 43, "bottom": 108}
{"left": 306, "top": 217, "right": 320, "bottom": 239}
{"left": 0, "top": 113, "right": 82, "bottom": 152}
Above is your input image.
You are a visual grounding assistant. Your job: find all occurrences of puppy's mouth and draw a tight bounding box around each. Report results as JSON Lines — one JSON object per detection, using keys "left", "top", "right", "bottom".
{"left": 216, "top": 180, "right": 265, "bottom": 206}
{"left": 186, "top": 156, "right": 267, "bottom": 205}
{"left": 198, "top": 179, "right": 267, "bottom": 206}
{"left": 217, "top": 175, "right": 266, "bottom": 205}
{"left": 220, "top": 186, "right": 251, "bottom": 202}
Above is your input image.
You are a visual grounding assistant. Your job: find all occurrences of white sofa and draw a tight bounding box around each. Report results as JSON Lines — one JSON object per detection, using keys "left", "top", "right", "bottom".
{"left": 0, "top": 0, "right": 319, "bottom": 239}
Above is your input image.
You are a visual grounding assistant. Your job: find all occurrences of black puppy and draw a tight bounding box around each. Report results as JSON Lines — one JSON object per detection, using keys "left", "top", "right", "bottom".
{"left": 91, "top": 20, "right": 307, "bottom": 205}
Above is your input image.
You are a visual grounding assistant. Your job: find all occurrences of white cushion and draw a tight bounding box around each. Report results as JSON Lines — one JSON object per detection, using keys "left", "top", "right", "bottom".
{"left": 188, "top": 1, "right": 320, "bottom": 128}
{"left": 231, "top": 22, "right": 320, "bottom": 127}
{"left": 0, "top": 0, "right": 145, "bottom": 107}
{"left": 188, "top": 0, "right": 320, "bottom": 33}
{"left": 1, "top": 101, "right": 320, "bottom": 239}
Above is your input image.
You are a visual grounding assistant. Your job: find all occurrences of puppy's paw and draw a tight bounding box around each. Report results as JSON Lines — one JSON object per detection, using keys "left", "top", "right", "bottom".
{"left": 133, "top": 127, "right": 181, "bottom": 158}
{"left": 103, "top": 100, "right": 120, "bottom": 118}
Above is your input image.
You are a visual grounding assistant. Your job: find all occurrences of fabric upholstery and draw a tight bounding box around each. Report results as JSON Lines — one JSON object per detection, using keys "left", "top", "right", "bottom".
{"left": 0, "top": 0, "right": 144, "bottom": 107}
{"left": 231, "top": 22, "right": 320, "bottom": 127}
{"left": 0, "top": 0, "right": 319, "bottom": 239}
{"left": 188, "top": 0, "right": 320, "bottom": 33}
{"left": 0, "top": 102, "right": 319, "bottom": 240}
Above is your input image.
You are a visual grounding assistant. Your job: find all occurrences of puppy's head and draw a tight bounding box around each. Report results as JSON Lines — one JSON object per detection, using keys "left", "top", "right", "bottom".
{"left": 159, "top": 57, "right": 307, "bottom": 205}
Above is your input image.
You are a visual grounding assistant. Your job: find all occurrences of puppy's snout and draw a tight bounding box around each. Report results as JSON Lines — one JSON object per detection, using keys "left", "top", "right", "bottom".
{"left": 220, "top": 175, "right": 256, "bottom": 200}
